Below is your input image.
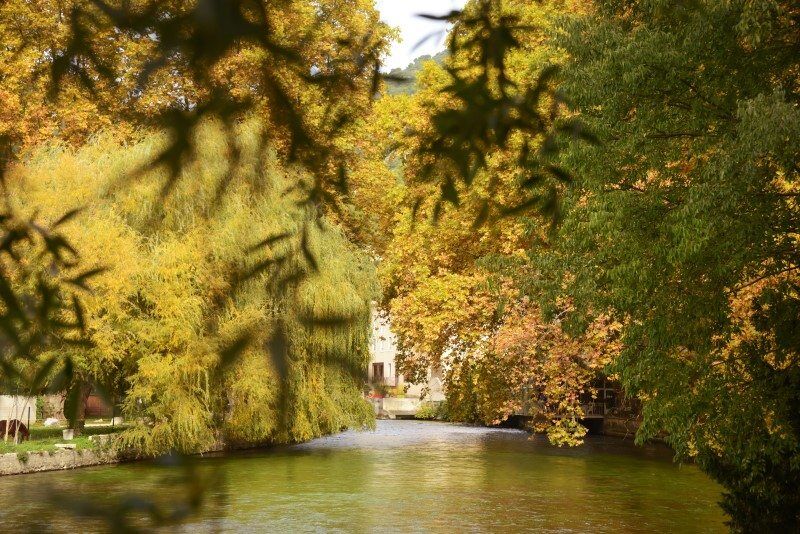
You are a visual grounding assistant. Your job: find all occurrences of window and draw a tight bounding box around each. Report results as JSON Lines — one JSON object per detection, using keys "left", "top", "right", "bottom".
{"left": 372, "top": 362, "right": 385, "bottom": 383}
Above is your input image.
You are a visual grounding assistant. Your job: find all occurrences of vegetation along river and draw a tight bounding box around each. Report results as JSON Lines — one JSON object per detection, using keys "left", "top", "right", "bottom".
{"left": 0, "top": 420, "right": 726, "bottom": 532}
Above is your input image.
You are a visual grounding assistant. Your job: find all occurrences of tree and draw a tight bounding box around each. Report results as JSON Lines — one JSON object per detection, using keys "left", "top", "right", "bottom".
{"left": 8, "top": 121, "right": 377, "bottom": 455}
{"left": 353, "top": 0, "right": 613, "bottom": 445}
{"left": 384, "top": 51, "right": 447, "bottom": 96}
{"left": 0, "top": 0, "right": 392, "bottom": 438}
{"left": 446, "top": 301, "right": 621, "bottom": 445}
{"left": 544, "top": 1, "right": 800, "bottom": 529}
{"left": 358, "top": 1, "right": 800, "bottom": 527}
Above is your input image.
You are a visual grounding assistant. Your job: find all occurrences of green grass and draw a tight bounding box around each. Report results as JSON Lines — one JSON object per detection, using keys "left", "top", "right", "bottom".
{"left": 0, "top": 436, "right": 97, "bottom": 455}
{"left": 0, "top": 423, "right": 129, "bottom": 455}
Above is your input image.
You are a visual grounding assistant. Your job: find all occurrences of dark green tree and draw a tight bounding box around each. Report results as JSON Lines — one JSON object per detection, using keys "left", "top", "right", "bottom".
{"left": 540, "top": 1, "right": 799, "bottom": 530}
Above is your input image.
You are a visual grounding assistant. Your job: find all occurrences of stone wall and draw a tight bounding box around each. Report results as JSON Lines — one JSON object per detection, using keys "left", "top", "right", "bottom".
{"left": 603, "top": 416, "right": 641, "bottom": 439}
{"left": 0, "top": 449, "right": 117, "bottom": 476}
{"left": 369, "top": 397, "right": 422, "bottom": 418}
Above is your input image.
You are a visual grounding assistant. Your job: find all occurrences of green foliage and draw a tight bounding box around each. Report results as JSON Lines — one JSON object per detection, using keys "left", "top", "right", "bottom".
{"left": 0, "top": 0, "right": 393, "bottom": 528}
{"left": 4, "top": 0, "right": 797, "bottom": 530}
{"left": 409, "top": 0, "right": 589, "bottom": 226}
{"left": 0, "top": 425, "right": 123, "bottom": 455}
{"left": 362, "top": 1, "right": 799, "bottom": 528}
{"left": 414, "top": 401, "right": 450, "bottom": 421}
{"left": 18, "top": 0, "right": 394, "bottom": 208}
{"left": 366, "top": 0, "right": 604, "bottom": 448}
{"left": 539, "top": 1, "right": 800, "bottom": 529}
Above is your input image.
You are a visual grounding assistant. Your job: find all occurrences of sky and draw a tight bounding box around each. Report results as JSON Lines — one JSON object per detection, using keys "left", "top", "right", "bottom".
{"left": 376, "top": 0, "right": 468, "bottom": 71}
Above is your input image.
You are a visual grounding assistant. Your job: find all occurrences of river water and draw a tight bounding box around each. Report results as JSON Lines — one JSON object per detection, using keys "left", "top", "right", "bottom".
{"left": 0, "top": 420, "right": 726, "bottom": 532}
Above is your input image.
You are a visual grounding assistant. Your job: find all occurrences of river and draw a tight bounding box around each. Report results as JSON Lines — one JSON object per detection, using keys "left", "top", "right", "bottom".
{"left": 0, "top": 420, "right": 726, "bottom": 532}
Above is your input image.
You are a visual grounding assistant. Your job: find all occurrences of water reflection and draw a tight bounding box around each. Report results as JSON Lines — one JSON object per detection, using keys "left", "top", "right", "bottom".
{"left": 0, "top": 420, "right": 725, "bottom": 532}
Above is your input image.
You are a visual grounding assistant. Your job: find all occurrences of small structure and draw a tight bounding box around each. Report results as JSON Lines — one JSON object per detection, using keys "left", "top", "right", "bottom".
{"left": 368, "top": 311, "right": 400, "bottom": 389}
{"left": 0, "top": 395, "right": 37, "bottom": 427}
{"left": 368, "top": 311, "right": 445, "bottom": 418}
{"left": 514, "top": 377, "right": 642, "bottom": 436}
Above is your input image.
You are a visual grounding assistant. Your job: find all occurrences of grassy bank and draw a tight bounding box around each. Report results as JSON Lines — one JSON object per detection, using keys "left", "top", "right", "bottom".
{"left": 0, "top": 422, "right": 127, "bottom": 455}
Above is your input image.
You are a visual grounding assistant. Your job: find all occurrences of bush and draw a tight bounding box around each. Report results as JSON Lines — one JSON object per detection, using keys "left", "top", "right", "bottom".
{"left": 36, "top": 397, "right": 45, "bottom": 421}
{"left": 415, "top": 401, "right": 449, "bottom": 421}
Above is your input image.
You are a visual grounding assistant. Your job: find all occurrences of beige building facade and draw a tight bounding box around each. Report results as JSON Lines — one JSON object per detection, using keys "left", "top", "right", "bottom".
{"left": 368, "top": 311, "right": 445, "bottom": 402}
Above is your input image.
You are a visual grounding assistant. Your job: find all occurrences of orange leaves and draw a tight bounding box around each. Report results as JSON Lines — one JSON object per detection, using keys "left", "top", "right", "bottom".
{"left": 455, "top": 302, "right": 622, "bottom": 445}
{"left": 720, "top": 266, "right": 800, "bottom": 372}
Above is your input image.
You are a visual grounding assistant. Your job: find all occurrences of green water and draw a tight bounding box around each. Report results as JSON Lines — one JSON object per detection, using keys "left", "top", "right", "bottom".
{"left": 0, "top": 420, "right": 726, "bottom": 532}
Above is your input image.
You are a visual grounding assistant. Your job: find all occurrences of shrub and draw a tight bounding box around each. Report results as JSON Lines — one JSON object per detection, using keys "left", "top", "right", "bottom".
{"left": 415, "top": 401, "right": 449, "bottom": 421}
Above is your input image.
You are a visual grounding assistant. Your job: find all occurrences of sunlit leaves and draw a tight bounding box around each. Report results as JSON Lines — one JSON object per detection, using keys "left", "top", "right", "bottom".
{"left": 9, "top": 122, "right": 377, "bottom": 459}
{"left": 411, "top": 0, "right": 590, "bottom": 226}
{"left": 46, "top": 0, "right": 392, "bottom": 211}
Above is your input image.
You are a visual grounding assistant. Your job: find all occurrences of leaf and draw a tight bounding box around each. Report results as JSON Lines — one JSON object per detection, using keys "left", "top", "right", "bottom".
{"left": 300, "top": 225, "right": 318, "bottom": 272}
{"left": 297, "top": 311, "right": 355, "bottom": 328}
{"left": 52, "top": 208, "right": 84, "bottom": 228}
{"left": 499, "top": 195, "right": 542, "bottom": 217}
{"left": 67, "top": 267, "right": 108, "bottom": 291}
{"left": 472, "top": 201, "right": 491, "bottom": 229}
{"left": 417, "top": 10, "right": 461, "bottom": 22}
{"left": 72, "top": 295, "right": 86, "bottom": 331}
{"left": 239, "top": 257, "right": 282, "bottom": 284}
{"left": 64, "top": 382, "right": 81, "bottom": 429}
{"left": 441, "top": 179, "right": 460, "bottom": 206}
{"left": 47, "top": 357, "right": 73, "bottom": 394}
{"left": 547, "top": 165, "right": 572, "bottom": 184}
{"left": 334, "top": 164, "right": 349, "bottom": 196}
{"left": 410, "top": 197, "right": 423, "bottom": 221}
{"left": 267, "top": 327, "right": 288, "bottom": 382}
{"left": 247, "top": 232, "right": 292, "bottom": 253}
{"left": 218, "top": 333, "right": 253, "bottom": 372}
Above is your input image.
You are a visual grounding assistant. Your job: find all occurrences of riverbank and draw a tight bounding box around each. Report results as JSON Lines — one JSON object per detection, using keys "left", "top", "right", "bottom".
{"left": 0, "top": 421, "right": 129, "bottom": 476}
{"left": 0, "top": 426, "right": 347, "bottom": 476}
{"left": 0, "top": 447, "right": 118, "bottom": 476}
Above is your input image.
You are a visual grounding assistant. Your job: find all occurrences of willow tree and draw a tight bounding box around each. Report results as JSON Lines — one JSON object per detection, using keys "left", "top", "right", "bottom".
{"left": 0, "top": 0, "right": 390, "bottom": 151}
{"left": 0, "top": 0, "right": 390, "bottom": 440}
{"left": 8, "top": 120, "right": 376, "bottom": 455}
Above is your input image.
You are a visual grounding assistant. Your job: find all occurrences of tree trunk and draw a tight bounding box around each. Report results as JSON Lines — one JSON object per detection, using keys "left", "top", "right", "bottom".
{"left": 65, "top": 382, "right": 90, "bottom": 436}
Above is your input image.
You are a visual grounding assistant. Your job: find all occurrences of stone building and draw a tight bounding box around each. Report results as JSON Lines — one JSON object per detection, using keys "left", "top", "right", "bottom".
{"left": 367, "top": 311, "right": 445, "bottom": 417}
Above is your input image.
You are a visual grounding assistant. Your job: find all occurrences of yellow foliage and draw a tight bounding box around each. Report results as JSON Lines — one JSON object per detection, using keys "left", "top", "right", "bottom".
{"left": 8, "top": 120, "right": 376, "bottom": 455}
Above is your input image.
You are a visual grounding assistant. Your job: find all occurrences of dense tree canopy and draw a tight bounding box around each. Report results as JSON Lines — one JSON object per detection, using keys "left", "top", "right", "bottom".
{"left": 354, "top": 0, "right": 605, "bottom": 443}
{"left": 8, "top": 121, "right": 376, "bottom": 455}
{"left": 548, "top": 1, "right": 799, "bottom": 528}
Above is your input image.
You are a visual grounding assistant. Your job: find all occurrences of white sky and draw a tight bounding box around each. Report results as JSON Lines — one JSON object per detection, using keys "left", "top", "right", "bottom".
{"left": 376, "top": 0, "right": 468, "bottom": 71}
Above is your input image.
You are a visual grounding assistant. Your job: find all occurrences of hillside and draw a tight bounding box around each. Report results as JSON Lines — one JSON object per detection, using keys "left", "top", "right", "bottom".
{"left": 384, "top": 51, "right": 447, "bottom": 96}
